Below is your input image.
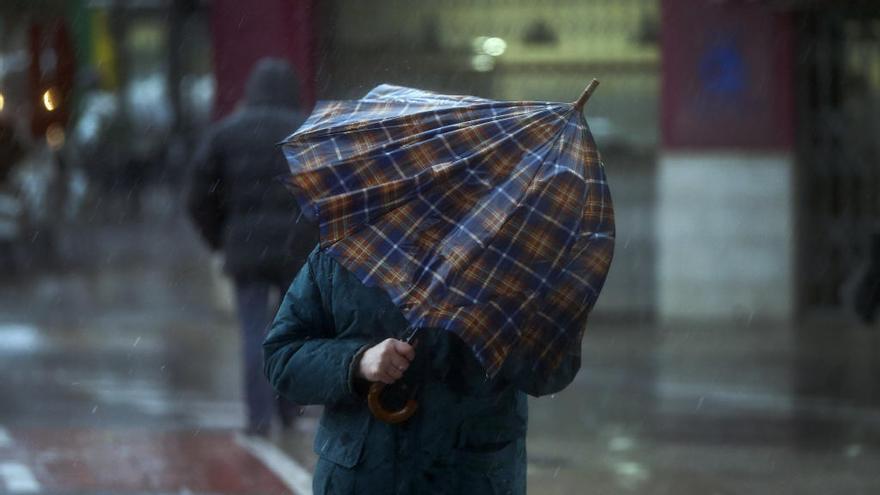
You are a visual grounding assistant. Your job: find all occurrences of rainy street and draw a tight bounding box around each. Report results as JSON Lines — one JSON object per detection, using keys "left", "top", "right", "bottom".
{"left": 4, "top": 0, "right": 880, "bottom": 494}
{"left": 0, "top": 211, "right": 305, "bottom": 494}
{"left": 2, "top": 211, "right": 880, "bottom": 494}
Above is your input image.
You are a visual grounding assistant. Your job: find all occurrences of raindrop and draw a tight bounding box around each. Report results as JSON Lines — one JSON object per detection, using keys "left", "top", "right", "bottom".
{"left": 608, "top": 435, "right": 635, "bottom": 452}
{"left": 91, "top": 405, "right": 99, "bottom": 414}
{"left": 845, "top": 444, "right": 863, "bottom": 458}
{"left": 613, "top": 460, "right": 649, "bottom": 481}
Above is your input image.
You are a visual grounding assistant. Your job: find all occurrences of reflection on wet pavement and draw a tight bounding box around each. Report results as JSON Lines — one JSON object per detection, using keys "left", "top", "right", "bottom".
{"left": 525, "top": 321, "right": 880, "bottom": 494}
{"left": 2, "top": 217, "right": 880, "bottom": 494}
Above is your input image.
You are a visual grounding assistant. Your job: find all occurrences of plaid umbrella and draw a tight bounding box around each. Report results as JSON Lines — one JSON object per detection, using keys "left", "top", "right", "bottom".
{"left": 282, "top": 83, "right": 614, "bottom": 377}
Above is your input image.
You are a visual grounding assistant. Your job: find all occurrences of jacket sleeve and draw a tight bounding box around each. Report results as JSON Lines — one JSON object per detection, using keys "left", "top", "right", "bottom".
{"left": 262, "top": 251, "right": 373, "bottom": 406}
{"left": 185, "top": 131, "right": 225, "bottom": 250}
{"left": 501, "top": 346, "right": 581, "bottom": 397}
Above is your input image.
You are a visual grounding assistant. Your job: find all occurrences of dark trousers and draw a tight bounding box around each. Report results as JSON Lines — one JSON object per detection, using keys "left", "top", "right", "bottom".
{"left": 234, "top": 277, "right": 293, "bottom": 433}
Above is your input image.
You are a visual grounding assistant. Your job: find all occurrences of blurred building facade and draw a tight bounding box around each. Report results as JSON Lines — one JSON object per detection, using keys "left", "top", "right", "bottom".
{"left": 658, "top": 2, "right": 796, "bottom": 321}
{"left": 2, "top": 0, "right": 878, "bottom": 323}
{"left": 315, "top": 0, "right": 661, "bottom": 320}
{"left": 657, "top": 0, "right": 880, "bottom": 322}
{"left": 313, "top": 0, "right": 880, "bottom": 324}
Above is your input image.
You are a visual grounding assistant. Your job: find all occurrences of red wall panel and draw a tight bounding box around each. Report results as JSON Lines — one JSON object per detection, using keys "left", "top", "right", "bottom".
{"left": 210, "top": 0, "right": 315, "bottom": 118}
{"left": 660, "top": 0, "right": 795, "bottom": 150}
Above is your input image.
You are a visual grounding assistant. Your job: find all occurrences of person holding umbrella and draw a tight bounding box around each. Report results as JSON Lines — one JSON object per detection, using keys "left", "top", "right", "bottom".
{"left": 187, "top": 58, "right": 317, "bottom": 437}
{"left": 264, "top": 83, "right": 614, "bottom": 493}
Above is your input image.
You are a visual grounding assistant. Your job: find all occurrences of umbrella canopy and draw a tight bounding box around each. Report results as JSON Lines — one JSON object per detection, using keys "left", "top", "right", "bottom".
{"left": 281, "top": 84, "right": 615, "bottom": 377}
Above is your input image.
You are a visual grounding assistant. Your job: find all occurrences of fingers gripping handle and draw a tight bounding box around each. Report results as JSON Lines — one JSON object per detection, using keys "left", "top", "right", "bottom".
{"left": 367, "top": 327, "right": 420, "bottom": 424}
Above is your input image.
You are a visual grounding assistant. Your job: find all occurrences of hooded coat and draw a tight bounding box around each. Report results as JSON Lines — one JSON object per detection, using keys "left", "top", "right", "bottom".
{"left": 263, "top": 247, "right": 582, "bottom": 494}
{"left": 186, "top": 59, "right": 317, "bottom": 282}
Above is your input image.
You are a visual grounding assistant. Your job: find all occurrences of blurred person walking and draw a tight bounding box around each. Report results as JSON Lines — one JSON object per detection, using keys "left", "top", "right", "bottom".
{"left": 0, "top": 118, "right": 25, "bottom": 276}
{"left": 853, "top": 230, "right": 880, "bottom": 325}
{"left": 186, "top": 58, "right": 317, "bottom": 437}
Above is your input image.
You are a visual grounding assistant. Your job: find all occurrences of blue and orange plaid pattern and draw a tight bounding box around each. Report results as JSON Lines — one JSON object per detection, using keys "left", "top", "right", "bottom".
{"left": 282, "top": 85, "right": 614, "bottom": 377}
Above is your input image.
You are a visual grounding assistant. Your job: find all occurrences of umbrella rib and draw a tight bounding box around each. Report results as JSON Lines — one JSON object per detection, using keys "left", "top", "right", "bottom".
{"left": 464, "top": 116, "right": 590, "bottom": 362}
{"left": 290, "top": 106, "right": 552, "bottom": 182}
{"left": 480, "top": 114, "right": 585, "bottom": 233}
{"left": 313, "top": 108, "right": 571, "bottom": 246}
{"left": 288, "top": 102, "right": 560, "bottom": 143}
{"left": 423, "top": 108, "right": 575, "bottom": 305}
{"left": 360, "top": 166, "right": 480, "bottom": 290}
{"left": 429, "top": 114, "right": 564, "bottom": 264}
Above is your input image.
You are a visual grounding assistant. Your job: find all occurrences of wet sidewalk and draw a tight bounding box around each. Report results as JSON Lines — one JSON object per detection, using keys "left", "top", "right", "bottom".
{"left": 0, "top": 212, "right": 311, "bottom": 494}
{"left": 2, "top": 213, "right": 880, "bottom": 494}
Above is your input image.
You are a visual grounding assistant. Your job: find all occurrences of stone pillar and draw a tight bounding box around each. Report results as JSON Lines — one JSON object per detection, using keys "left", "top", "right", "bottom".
{"left": 658, "top": 0, "right": 795, "bottom": 321}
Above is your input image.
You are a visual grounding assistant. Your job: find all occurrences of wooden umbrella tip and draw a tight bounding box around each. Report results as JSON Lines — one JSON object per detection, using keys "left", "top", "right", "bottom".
{"left": 573, "top": 79, "right": 600, "bottom": 112}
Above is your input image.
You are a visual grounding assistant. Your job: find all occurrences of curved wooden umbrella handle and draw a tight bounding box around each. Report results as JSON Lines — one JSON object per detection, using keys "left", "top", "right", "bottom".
{"left": 367, "top": 382, "right": 418, "bottom": 424}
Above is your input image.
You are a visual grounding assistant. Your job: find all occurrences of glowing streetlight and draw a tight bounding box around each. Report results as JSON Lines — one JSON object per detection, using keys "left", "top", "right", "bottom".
{"left": 46, "top": 123, "right": 65, "bottom": 150}
{"left": 42, "top": 88, "right": 57, "bottom": 111}
{"left": 470, "top": 36, "right": 507, "bottom": 72}
{"left": 482, "top": 37, "right": 507, "bottom": 57}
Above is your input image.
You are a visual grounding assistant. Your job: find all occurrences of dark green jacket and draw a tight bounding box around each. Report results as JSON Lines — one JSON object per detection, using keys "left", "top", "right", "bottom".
{"left": 263, "top": 248, "right": 581, "bottom": 494}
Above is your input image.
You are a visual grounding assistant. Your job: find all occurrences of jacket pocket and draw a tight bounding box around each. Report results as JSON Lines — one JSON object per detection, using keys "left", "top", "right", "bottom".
{"left": 452, "top": 415, "right": 525, "bottom": 495}
{"left": 313, "top": 456, "right": 356, "bottom": 495}
{"left": 453, "top": 439, "right": 519, "bottom": 495}
{"left": 313, "top": 406, "right": 371, "bottom": 469}
{"left": 455, "top": 412, "right": 526, "bottom": 450}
